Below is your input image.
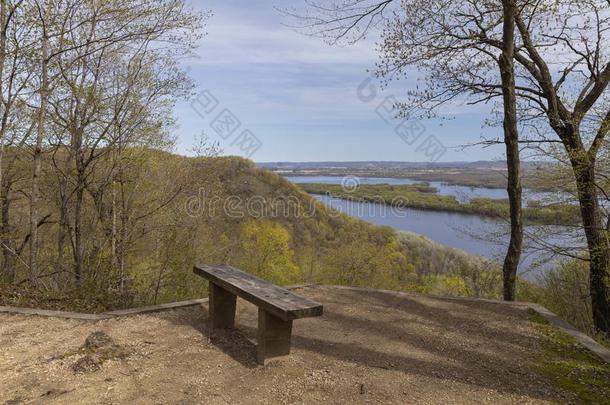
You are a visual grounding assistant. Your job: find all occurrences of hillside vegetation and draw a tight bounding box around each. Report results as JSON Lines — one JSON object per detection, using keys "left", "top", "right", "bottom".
{"left": 0, "top": 150, "right": 596, "bottom": 341}
{"left": 1, "top": 153, "right": 504, "bottom": 311}
{"left": 1, "top": 152, "right": 602, "bottom": 345}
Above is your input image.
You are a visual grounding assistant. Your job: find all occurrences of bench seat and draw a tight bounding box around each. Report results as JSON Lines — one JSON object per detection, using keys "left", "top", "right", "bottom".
{"left": 193, "top": 264, "right": 323, "bottom": 364}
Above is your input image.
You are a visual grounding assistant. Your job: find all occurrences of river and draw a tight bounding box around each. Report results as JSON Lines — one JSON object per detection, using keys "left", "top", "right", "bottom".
{"left": 285, "top": 176, "right": 580, "bottom": 280}
{"left": 286, "top": 175, "right": 555, "bottom": 203}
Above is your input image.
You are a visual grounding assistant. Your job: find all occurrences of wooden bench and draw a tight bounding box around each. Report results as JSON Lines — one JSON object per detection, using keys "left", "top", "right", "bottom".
{"left": 193, "top": 264, "right": 323, "bottom": 364}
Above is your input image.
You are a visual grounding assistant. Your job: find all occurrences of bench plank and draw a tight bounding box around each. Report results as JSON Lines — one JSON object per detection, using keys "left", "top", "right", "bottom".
{"left": 193, "top": 265, "right": 323, "bottom": 321}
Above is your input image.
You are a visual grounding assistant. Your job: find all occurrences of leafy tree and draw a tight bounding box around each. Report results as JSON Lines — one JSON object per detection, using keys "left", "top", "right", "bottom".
{"left": 237, "top": 220, "right": 300, "bottom": 285}
{"left": 287, "top": 0, "right": 610, "bottom": 337}
{"left": 284, "top": 0, "right": 525, "bottom": 300}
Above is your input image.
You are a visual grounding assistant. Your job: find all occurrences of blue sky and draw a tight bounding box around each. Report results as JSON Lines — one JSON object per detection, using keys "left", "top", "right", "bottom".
{"left": 174, "top": 0, "right": 505, "bottom": 162}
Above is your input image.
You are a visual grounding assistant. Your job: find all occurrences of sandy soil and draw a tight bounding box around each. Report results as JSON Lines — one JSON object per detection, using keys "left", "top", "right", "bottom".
{"left": 1, "top": 286, "right": 574, "bottom": 404}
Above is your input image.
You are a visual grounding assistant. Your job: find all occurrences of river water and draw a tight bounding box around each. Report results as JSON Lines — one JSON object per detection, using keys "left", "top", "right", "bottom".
{"left": 286, "top": 175, "right": 555, "bottom": 203}
{"left": 285, "top": 176, "right": 580, "bottom": 280}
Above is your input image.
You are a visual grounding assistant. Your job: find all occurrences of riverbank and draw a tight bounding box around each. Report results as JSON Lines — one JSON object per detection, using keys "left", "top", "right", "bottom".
{"left": 299, "top": 183, "right": 580, "bottom": 226}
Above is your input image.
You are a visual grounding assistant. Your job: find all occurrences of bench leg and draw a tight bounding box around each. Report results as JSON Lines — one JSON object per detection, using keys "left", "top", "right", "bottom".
{"left": 209, "top": 283, "right": 236, "bottom": 330}
{"left": 257, "top": 308, "right": 292, "bottom": 365}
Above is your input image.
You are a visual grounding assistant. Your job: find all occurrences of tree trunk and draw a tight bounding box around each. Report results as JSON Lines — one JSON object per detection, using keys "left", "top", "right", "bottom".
{"left": 117, "top": 171, "right": 129, "bottom": 294}
{"left": 1, "top": 180, "right": 15, "bottom": 283}
{"left": 572, "top": 156, "right": 610, "bottom": 336}
{"left": 73, "top": 171, "right": 84, "bottom": 284}
{"left": 57, "top": 175, "right": 68, "bottom": 278}
{"left": 69, "top": 123, "right": 86, "bottom": 284}
{"left": 499, "top": 0, "right": 523, "bottom": 301}
{"left": 29, "top": 9, "right": 50, "bottom": 286}
{"left": 0, "top": 0, "right": 8, "bottom": 281}
{"left": 0, "top": 0, "right": 6, "bottom": 191}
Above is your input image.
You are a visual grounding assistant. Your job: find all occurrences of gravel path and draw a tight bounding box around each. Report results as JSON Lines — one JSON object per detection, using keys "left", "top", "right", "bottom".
{"left": 0, "top": 286, "right": 573, "bottom": 404}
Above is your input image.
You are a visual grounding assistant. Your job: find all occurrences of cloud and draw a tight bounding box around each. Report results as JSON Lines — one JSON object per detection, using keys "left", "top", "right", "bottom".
{"left": 190, "top": 0, "right": 378, "bottom": 66}
{"left": 172, "top": 0, "right": 500, "bottom": 161}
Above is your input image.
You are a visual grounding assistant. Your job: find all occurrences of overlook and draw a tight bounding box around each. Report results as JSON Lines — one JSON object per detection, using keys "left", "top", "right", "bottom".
{"left": 2, "top": 0, "right": 610, "bottom": 403}
{"left": 3, "top": 286, "right": 607, "bottom": 404}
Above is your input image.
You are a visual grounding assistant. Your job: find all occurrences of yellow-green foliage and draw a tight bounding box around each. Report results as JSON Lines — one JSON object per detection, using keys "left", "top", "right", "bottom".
{"left": 418, "top": 274, "right": 472, "bottom": 297}
{"left": 120, "top": 156, "right": 424, "bottom": 305}
{"left": 397, "top": 231, "right": 502, "bottom": 299}
{"left": 236, "top": 220, "right": 300, "bottom": 285}
{"left": 0, "top": 153, "right": 503, "bottom": 311}
{"left": 317, "top": 222, "right": 413, "bottom": 290}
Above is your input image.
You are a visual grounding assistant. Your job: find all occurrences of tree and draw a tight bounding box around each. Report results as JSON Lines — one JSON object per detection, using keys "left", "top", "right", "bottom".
{"left": 0, "top": 0, "right": 35, "bottom": 282}
{"left": 507, "top": 0, "right": 610, "bottom": 335}
{"left": 44, "top": 0, "right": 204, "bottom": 284}
{"left": 288, "top": 0, "right": 610, "bottom": 336}
{"left": 285, "top": 0, "right": 525, "bottom": 300}
{"left": 238, "top": 220, "right": 300, "bottom": 285}
{"left": 29, "top": 0, "right": 52, "bottom": 285}
{"left": 499, "top": 0, "right": 523, "bottom": 300}
{"left": 0, "top": 0, "right": 207, "bottom": 290}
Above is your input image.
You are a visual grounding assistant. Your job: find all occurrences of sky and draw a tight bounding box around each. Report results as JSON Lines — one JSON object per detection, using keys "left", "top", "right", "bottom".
{"left": 173, "top": 0, "right": 505, "bottom": 162}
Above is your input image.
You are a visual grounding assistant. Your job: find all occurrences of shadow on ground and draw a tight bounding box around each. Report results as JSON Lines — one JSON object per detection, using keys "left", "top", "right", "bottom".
{"left": 163, "top": 305, "right": 259, "bottom": 369}
{"left": 167, "top": 286, "right": 563, "bottom": 402}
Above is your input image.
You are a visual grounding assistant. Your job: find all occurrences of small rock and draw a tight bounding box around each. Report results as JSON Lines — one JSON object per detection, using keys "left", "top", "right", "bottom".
{"left": 82, "top": 331, "right": 114, "bottom": 352}
{"left": 72, "top": 355, "right": 101, "bottom": 373}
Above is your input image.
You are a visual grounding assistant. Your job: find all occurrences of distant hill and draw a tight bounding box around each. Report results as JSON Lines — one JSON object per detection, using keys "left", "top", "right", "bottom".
{"left": 258, "top": 161, "right": 546, "bottom": 171}
{"left": 256, "top": 160, "right": 556, "bottom": 189}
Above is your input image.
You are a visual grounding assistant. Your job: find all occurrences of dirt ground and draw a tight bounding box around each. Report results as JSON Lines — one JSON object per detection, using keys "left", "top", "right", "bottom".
{"left": 1, "top": 286, "right": 574, "bottom": 404}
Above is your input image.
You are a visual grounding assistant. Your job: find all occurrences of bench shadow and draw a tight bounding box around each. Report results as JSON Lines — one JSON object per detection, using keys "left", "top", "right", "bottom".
{"left": 208, "top": 329, "right": 258, "bottom": 369}
{"left": 161, "top": 306, "right": 259, "bottom": 369}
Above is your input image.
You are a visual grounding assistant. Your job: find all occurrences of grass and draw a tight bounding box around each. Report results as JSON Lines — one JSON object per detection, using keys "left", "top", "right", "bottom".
{"left": 300, "top": 183, "right": 581, "bottom": 226}
{"left": 528, "top": 310, "right": 610, "bottom": 404}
